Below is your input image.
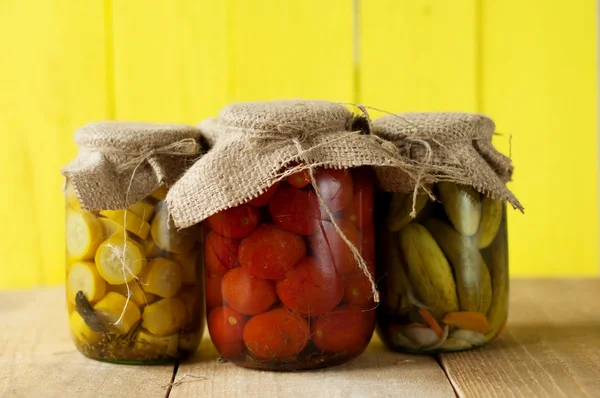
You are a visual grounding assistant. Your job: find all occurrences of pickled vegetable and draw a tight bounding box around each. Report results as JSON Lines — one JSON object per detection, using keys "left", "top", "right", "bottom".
{"left": 140, "top": 258, "right": 182, "bottom": 298}
{"left": 65, "top": 181, "right": 204, "bottom": 363}
{"left": 67, "top": 262, "right": 107, "bottom": 305}
{"left": 376, "top": 182, "right": 509, "bottom": 353}
{"left": 95, "top": 236, "right": 147, "bottom": 285}
{"left": 100, "top": 210, "right": 151, "bottom": 240}
{"left": 66, "top": 210, "right": 103, "bottom": 260}
{"left": 206, "top": 167, "right": 375, "bottom": 370}
{"left": 151, "top": 202, "right": 197, "bottom": 253}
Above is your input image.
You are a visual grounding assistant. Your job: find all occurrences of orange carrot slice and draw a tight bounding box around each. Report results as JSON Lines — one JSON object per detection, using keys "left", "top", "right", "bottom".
{"left": 442, "top": 311, "right": 491, "bottom": 334}
{"left": 418, "top": 308, "right": 444, "bottom": 338}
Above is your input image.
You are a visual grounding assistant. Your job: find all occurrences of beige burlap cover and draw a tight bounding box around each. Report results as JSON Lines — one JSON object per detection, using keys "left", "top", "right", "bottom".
{"left": 166, "top": 100, "right": 414, "bottom": 228}
{"left": 374, "top": 112, "right": 523, "bottom": 211}
{"left": 62, "top": 121, "right": 203, "bottom": 210}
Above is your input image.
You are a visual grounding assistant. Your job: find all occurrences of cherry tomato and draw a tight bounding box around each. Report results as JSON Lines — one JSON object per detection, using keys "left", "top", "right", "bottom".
{"left": 208, "top": 306, "right": 247, "bottom": 358}
{"left": 343, "top": 272, "right": 375, "bottom": 309}
{"left": 269, "top": 186, "right": 321, "bottom": 235}
{"left": 205, "top": 231, "right": 240, "bottom": 276}
{"left": 239, "top": 224, "right": 306, "bottom": 280}
{"left": 248, "top": 183, "right": 280, "bottom": 207}
{"left": 205, "top": 274, "right": 223, "bottom": 310}
{"left": 243, "top": 307, "right": 310, "bottom": 359}
{"left": 310, "top": 219, "right": 360, "bottom": 275}
{"left": 276, "top": 257, "right": 344, "bottom": 316}
{"left": 311, "top": 304, "right": 375, "bottom": 355}
{"left": 208, "top": 204, "right": 260, "bottom": 239}
{"left": 286, "top": 169, "right": 311, "bottom": 189}
{"left": 341, "top": 168, "right": 374, "bottom": 228}
{"left": 222, "top": 267, "right": 278, "bottom": 315}
{"left": 314, "top": 168, "right": 353, "bottom": 215}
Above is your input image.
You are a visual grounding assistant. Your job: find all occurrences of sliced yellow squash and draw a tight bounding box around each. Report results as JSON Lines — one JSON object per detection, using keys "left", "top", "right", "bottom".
{"left": 141, "top": 238, "right": 161, "bottom": 258}
{"left": 69, "top": 311, "right": 102, "bottom": 344}
{"left": 151, "top": 202, "right": 197, "bottom": 254}
{"left": 95, "top": 235, "right": 147, "bottom": 284}
{"left": 140, "top": 258, "right": 182, "bottom": 298}
{"left": 66, "top": 262, "right": 107, "bottom": 305}
{"left": 98, "top": 217, "right": 123, "bottom": 239}
{"left": 93, "top": 292, "right": 141, "bottom": 335}
{"left": 66, "top": 209, "right": 103, "bottom": 260}
{"left": 128, "top": 200, "right": 156, "bottom": 222}
{"left": 100, "top": 209, "right": 151, "bottom": 240}
{"left": 111, "top": 281, "right": 155, "bottom": 307}
{"left": 142, "top": 297, "right": 187, "bottom": 336}
{"left": 134, "top": 330, "right": 179, "bottom": 357}
{"left": 172, "top": 251, "right": 199, "bottom": 285}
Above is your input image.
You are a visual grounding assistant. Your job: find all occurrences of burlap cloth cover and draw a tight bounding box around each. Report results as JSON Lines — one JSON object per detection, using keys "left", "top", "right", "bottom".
{"left": 374, "top": 112, "right": 523, "bottom": 211}
{"left": 166, "top": 100, "right": 409, "bottom": 229}
{"left": 62, "top": 121, "right": 203, "bottom": 210}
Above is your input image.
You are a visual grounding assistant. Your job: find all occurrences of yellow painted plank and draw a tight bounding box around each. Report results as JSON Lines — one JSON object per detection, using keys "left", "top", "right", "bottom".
{"left": 0, "top": 0, "right": 109, "bottom": 288}
{"left": 227, "top": 0, "right": 354, "bottom": 103}
{"left": 481, "top": 0, "right": 598, "bottom": 276}
{"left": 111, "top": 0, "right": 228, "bottom": 123}
{"left": 360, "top": 0, "right": 478, "bottom": 115}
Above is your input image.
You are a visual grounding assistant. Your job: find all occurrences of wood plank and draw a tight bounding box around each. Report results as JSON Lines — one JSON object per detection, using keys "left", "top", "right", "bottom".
{"left": 0, "top": 0, "right": 110, "bottom": 288}
{"left": 480, "top": 0, "right": 598, "bottom": 276}
{"left": 360, "top": 0, "right": 478, "bottom": 115}
{"left": 440, "top": 279, "right": 600, "bottom": 397}
{"left": 0, "top": 288, "right": 174, "bottom": 398}
{"left": 111, "top": 0, "right": 228, "bottom": 123}
{"left": 226, "top": 0, "right": 354, "bottom": 103}
{"left": 172, "top": 334, "right": 454, "bottom": 397}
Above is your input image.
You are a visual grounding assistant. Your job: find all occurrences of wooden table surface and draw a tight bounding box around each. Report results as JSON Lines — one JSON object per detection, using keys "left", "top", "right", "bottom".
{"left": 1, "top": 279, "right": 598, "bottom": 398}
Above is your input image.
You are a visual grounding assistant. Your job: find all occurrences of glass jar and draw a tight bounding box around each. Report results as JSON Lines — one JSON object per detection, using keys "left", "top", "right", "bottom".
{"left": 375, "top": 182, "right": 508, "bottom": 353}
{"left": 204, "top": 166, "right": 376, "bottom": 370}
{"left": 65, "top": 181, "right": 205, "bottom": 363}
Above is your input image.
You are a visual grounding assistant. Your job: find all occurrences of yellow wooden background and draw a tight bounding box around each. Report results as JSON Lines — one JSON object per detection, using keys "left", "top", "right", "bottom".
{"left": 0, "top": 0, "right": 597, "bottom": 288}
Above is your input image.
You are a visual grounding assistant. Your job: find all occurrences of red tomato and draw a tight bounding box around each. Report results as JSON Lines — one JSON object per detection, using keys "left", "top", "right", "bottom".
{"left": 286, "top": 169, "right": 311, "bottom": 189}
{"left": 243, "top": 307, "right": 310, "bottom": 359}
{"left": 341, "top": 168, "right": 374, "bottom": 228}
{"left": 360, "top": 224, "right": 375, "bottom": 272}
{"left": 343, "top": 272, "right": 375, "bottom": 309}
{"left": 205, "top": 231, "right": 240, "bottom": 276}
{"left": 309, "top": 219, "right": 360, "bottom": 275}
{"left": 208, "top": 204, "right": 260, "bottom": 239}
{"left": 208, "top": 306, "right": 247, "bottom": 358}
{"left": 222, "top": 268, "right": 278, "bottom": 315}
{"left": 248, "top": 183, "right": 280, "bottom": 207}
{"left": 314, "top": 168, "right": 353, "bottom": 215}
{"left": 239, "top": 224, "right": 306, "bottom": 280}
{"left": 269, "top": 186, "right": 321, "bottom": 235}
{"left": 276, "top": 257, "right": 343, "bottom": 316}
{"left": 311, "top": 305, "right": 375, "bottom": 355}
{"left": 205, "top": 274, "right": 223, "bottom": 310}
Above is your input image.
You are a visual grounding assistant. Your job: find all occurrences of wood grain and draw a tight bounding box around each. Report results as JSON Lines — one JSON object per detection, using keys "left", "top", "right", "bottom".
{"left": 440, "top": 279, "right": 600, "bottom": 397}
{"left": 172, "top": 333, "right": 454, "bottom": 397}
{"left": 0, "top": 288, "right": 174, "bottom": 398}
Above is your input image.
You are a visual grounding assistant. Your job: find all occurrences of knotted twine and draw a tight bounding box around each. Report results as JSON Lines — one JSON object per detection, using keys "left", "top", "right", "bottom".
{"left": 167, "top": 100, "right": 428, "bottom": 303}
{"left": 62, "top": 121, "right": 204, "bottom": 325}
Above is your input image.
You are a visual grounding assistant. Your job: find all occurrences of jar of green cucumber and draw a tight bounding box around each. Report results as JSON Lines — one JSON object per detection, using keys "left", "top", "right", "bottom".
{"left": 372, "top": 113, "right": 523, "bottom": 353}
{"left": 62, "top": 122, "right": 206, "bottom": 363}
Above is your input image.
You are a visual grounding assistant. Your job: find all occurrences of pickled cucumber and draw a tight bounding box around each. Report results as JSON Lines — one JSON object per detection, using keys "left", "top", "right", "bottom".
{"left": 438, "top": 182, "right": 481, "bottom": 236}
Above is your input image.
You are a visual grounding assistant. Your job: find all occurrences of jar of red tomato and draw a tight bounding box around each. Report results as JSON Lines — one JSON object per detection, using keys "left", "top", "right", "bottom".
{"left": 166, "top": 100, "right": 400, "bottom": 370}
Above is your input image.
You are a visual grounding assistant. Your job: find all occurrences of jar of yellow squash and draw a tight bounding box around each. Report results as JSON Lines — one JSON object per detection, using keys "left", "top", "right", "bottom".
{"left": 372, "top": 113, "right": 523, "bottom": 353}
{"left": 62, "top": 122, "right": 205, "bottom": 363}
